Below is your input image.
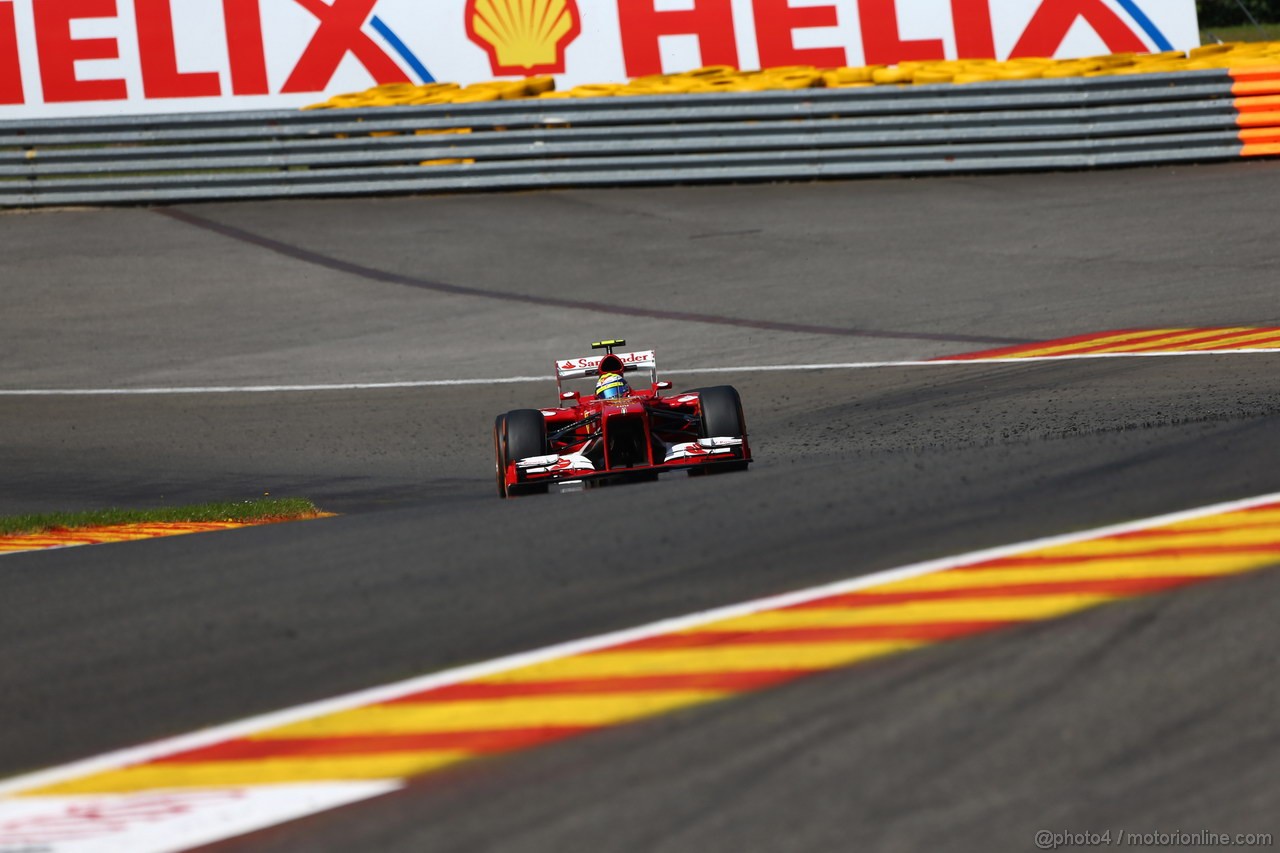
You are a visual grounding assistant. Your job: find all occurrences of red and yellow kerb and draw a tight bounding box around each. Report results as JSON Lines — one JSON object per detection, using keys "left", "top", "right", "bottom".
{"left": 17, "top": 498, "right": 1280, "bottom": 796}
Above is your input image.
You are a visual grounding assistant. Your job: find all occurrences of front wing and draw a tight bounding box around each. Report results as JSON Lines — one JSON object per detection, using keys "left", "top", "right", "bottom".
{"left": 509, "top": 437, "right": 749, "bottom": 487}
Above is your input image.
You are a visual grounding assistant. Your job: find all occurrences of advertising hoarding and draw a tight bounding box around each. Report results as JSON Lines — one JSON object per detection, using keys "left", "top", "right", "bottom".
{"left": 0, "top": 0, "right": 1200, "bottom": 120}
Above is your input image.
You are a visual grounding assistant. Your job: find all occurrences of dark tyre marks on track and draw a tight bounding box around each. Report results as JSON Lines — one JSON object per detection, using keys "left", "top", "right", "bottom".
{"left": 156, "top": 208, "right": 1028, "bottom": 347}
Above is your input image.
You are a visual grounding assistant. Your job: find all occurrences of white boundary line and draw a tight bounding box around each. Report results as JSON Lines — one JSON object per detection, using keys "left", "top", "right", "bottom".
{"left": 0, "top": 543, "right": 80, "bottom": 559}
{"left": 2, "top": 348, "right": 1279, "bottom": 397}
{"left": 3, "top": 488, "right": 1280, "bottom": 798}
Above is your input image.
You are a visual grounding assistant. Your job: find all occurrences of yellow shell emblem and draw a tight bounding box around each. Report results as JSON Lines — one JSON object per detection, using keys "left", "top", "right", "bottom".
{"left": 466, "top": 0, "right": 581, "bottom": 76}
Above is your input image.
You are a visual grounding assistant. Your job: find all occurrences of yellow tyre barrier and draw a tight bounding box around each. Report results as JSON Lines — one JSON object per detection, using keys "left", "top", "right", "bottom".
{"left": 304, "top": 42, "right": 1280, "bottom": 112}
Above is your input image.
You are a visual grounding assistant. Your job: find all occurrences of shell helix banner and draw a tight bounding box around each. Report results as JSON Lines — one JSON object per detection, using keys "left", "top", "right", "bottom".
{"left": 0, "top": 0, "right": 1200, "bottom": 120}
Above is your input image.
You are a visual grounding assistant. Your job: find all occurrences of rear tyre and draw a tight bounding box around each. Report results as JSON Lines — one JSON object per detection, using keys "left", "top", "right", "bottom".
{"left": 694, "top": 386, "right": 749, "bottom": 474}
{"left": 498, "top": 409, "right": 549, "bottom": 497}
{"left": 493, "top": 415, "right": 508, "bottom": 498}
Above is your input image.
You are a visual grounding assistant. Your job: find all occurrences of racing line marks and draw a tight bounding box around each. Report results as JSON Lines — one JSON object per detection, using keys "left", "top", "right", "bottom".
{"left": 155, "top": 208, "right": 1026, "bottom": 347}
{"left": 3, "top": 491, "right": 1280, "bottom": 851}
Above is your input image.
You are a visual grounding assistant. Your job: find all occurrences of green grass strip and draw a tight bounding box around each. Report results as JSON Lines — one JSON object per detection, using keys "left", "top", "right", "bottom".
{"left": 1201, "top": 24, "right": 1280, "bottom": 42}
{"left": 0, "top": 498, "right": 324, "bottom": 537}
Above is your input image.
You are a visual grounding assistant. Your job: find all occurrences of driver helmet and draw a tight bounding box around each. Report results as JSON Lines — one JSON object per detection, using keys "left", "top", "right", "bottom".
{"left": 595, "top": 371, "right": 630, "bottom": 400}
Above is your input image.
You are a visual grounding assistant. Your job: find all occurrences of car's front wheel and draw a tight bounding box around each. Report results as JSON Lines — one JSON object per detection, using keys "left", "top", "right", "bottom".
{"left": 495, "top": 409, "right": 549, "bottom": 497}
{"left": 697, "top": 385, "right": 746, "bottom": 438}
{"left": 693, "top": 386, "right": 749, "bottom": 474}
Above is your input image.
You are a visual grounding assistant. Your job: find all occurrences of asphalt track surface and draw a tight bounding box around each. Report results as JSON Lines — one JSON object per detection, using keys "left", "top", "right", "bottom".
{"left": 2, "top": 162, "right": 1280, "bottom": 851}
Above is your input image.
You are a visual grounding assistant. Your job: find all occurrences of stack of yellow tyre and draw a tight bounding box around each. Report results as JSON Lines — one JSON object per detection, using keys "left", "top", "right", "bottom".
{"left": 308, "top": 41, "right": 1280, "bottom": 109}
{"left": 305, "top": 77, "right": 555, "bottom": 109}
{"left": 316, "top": 42, "right": 1280, "bottom": 109}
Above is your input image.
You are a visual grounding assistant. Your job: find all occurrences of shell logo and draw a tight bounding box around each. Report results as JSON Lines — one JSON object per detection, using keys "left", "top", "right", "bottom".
{"left": 465, "top": 0, "right": 582, "bottom": 77}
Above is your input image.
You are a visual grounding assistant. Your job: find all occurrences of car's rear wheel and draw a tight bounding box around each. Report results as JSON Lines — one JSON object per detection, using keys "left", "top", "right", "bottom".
{"left": 497, "top": 409, "right": 549, "bottom": 497}
{"left": 493, "top": 415, "right": 508, "bottom": 498}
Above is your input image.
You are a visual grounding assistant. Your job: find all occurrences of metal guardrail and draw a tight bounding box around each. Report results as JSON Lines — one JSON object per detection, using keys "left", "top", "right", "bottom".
{"left": 0, "top": 70, "right": 1269, "bottom": 207}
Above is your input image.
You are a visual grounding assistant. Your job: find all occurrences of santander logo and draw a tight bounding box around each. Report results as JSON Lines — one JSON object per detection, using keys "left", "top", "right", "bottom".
{"left": 556, "top": 351, "right": 655, "bottom": 373}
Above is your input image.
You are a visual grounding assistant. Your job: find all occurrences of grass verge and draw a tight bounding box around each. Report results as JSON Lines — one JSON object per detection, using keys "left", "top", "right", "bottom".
{"left": 1201, "top": 24, "right": 1280, "bottom": 42}
{"left": 0, "top": 498, "right": 325, "bottom": 537}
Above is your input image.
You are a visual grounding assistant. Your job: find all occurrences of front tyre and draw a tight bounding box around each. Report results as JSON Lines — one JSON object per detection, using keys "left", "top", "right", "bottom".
{"left": 496, "top": 409, "right": 549, "bottom": 497}
{"left": 697, "top": 386, "right": 746, "bottom": 438}
{"left": 694, "top": 386, "right": 749, "bottom": 474}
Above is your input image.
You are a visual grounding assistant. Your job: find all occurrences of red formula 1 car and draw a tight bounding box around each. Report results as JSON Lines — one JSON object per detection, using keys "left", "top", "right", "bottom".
{"left": 494, "top": 339, "right": 751, "bottom": 497}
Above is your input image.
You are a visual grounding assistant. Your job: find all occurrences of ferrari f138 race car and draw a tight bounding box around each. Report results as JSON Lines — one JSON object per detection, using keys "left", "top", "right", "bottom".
{"left": 494, "top": 340, "right": 751, "bottom": 497}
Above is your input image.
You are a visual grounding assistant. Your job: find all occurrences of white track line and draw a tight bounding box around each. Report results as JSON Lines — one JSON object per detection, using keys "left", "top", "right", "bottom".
{"left": 3, "top": 488, "right": 1279, "bottom": 799}
{"left": 1, "top": 348, "right": 1278, "bottom": 397}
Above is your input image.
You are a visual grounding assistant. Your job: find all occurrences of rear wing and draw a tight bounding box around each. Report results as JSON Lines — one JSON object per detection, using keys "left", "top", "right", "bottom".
{"left": 554, "top": 350, "right": 657, "bottom": 395}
